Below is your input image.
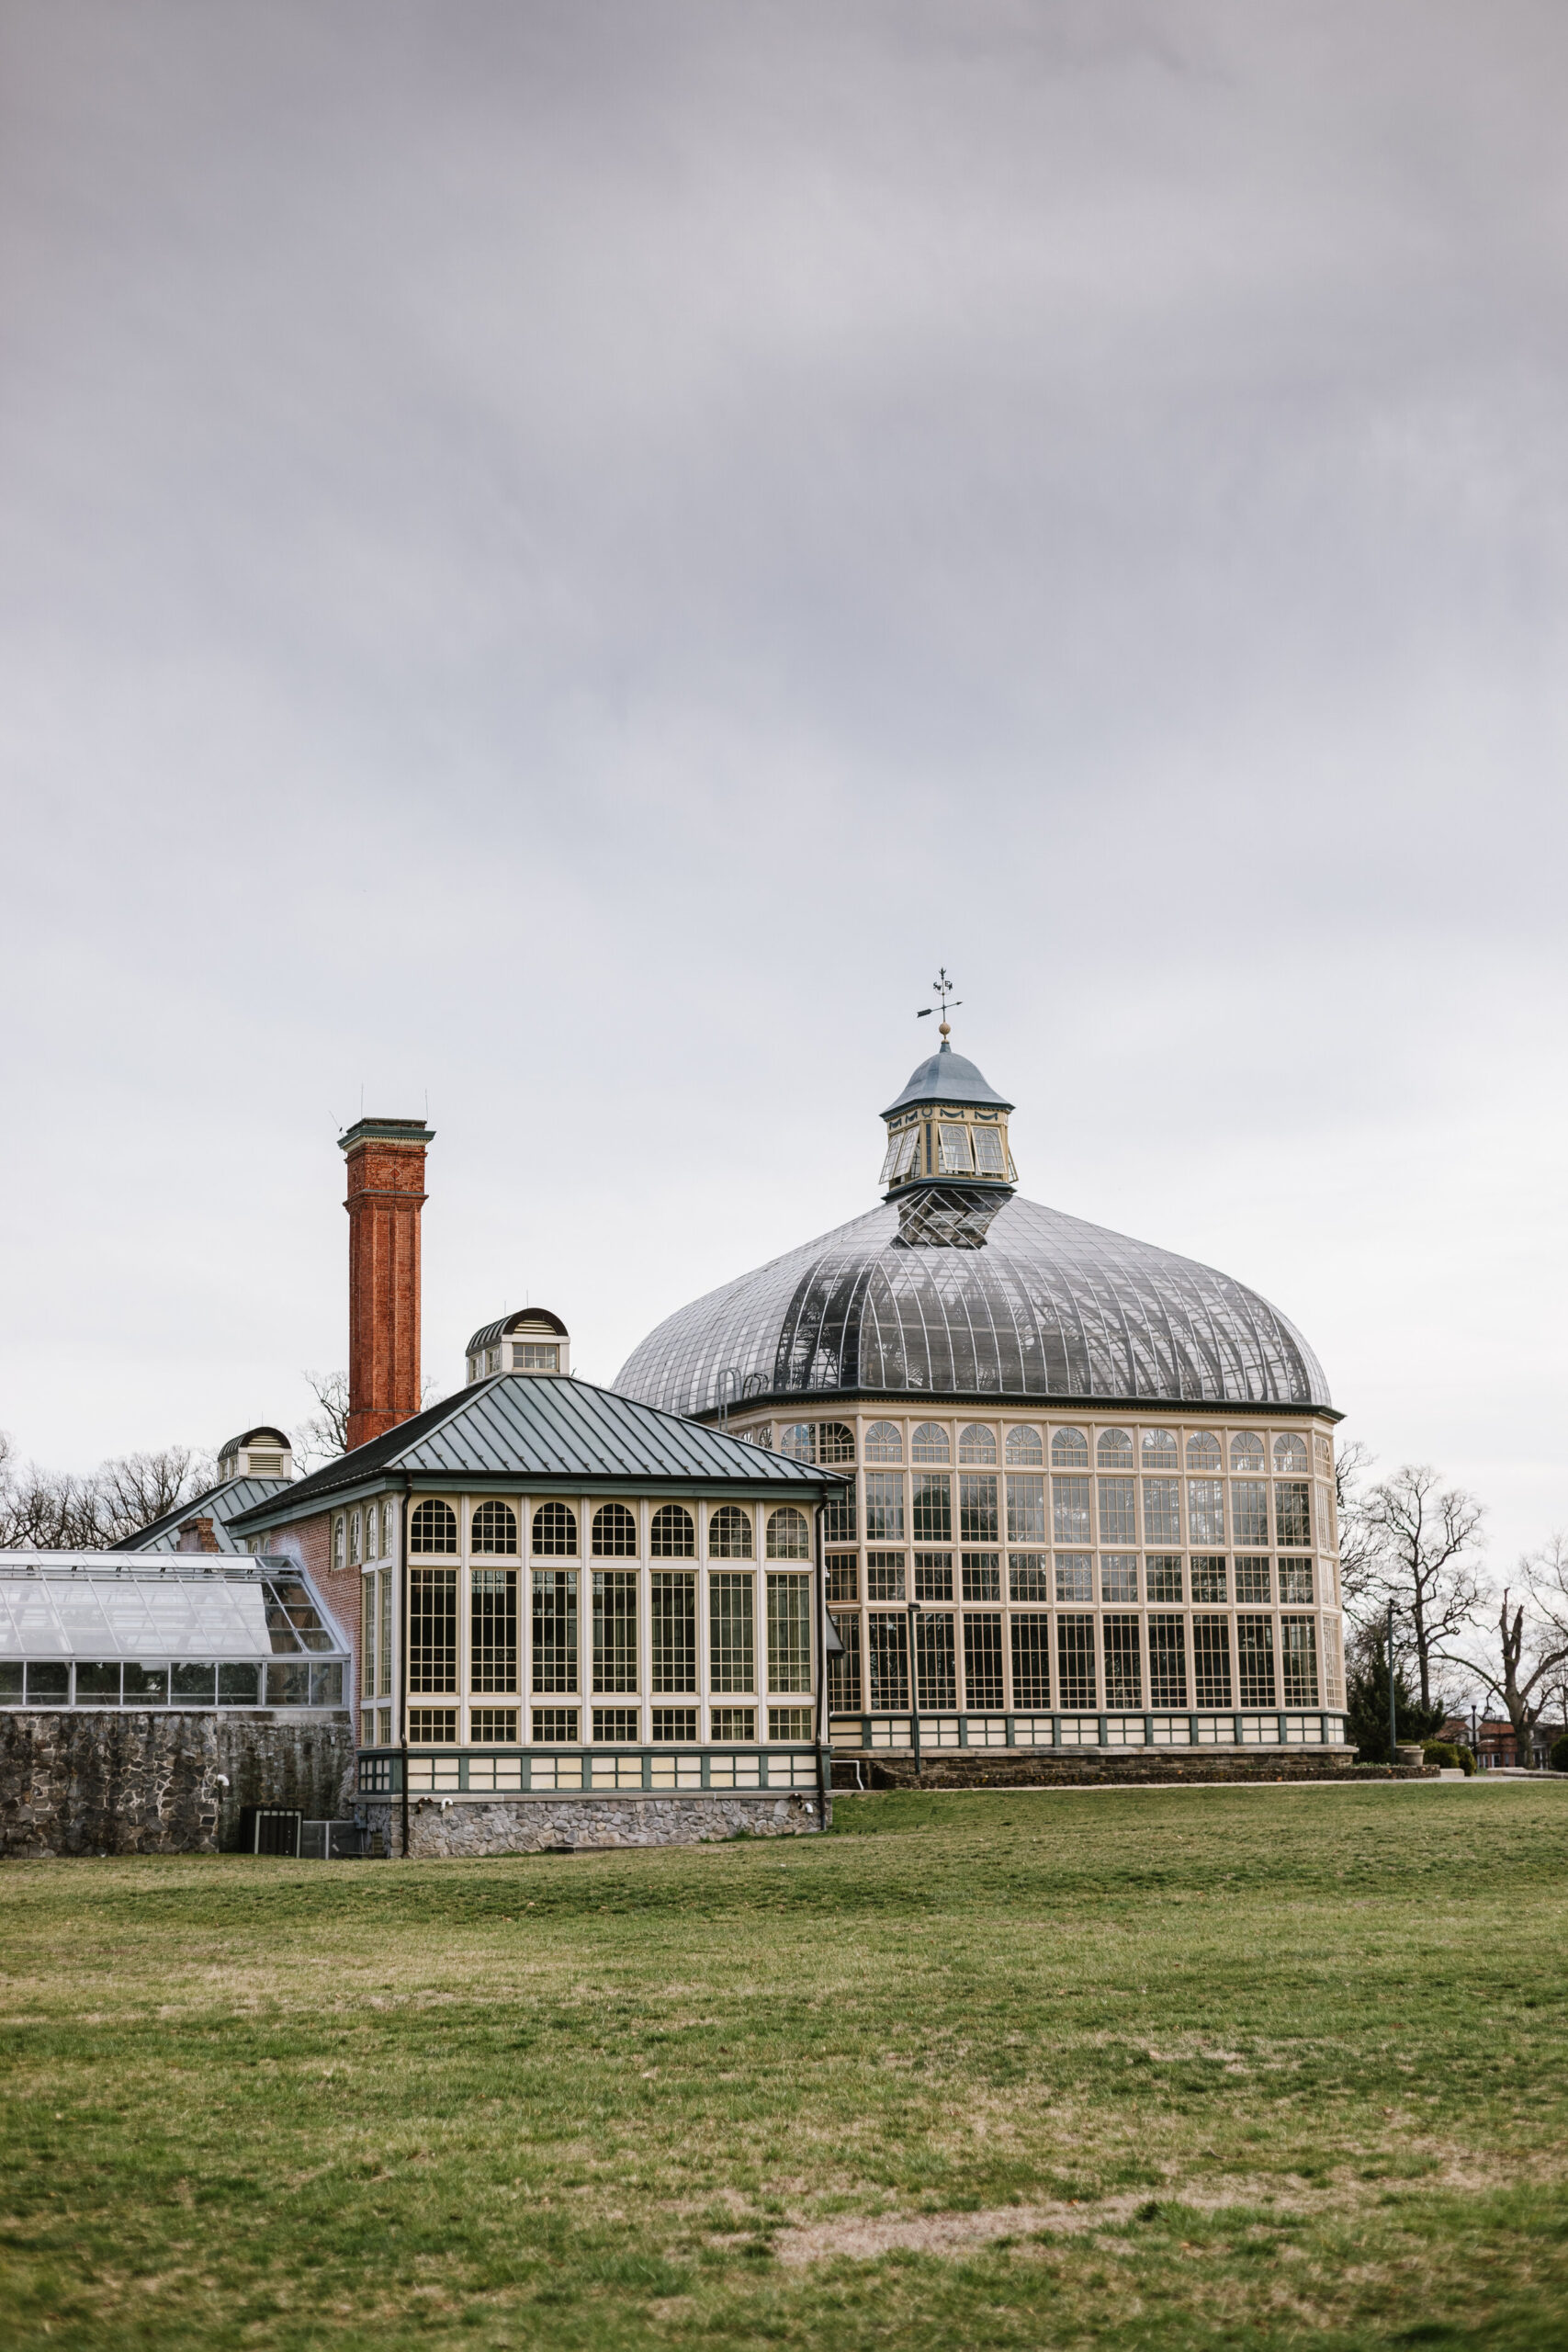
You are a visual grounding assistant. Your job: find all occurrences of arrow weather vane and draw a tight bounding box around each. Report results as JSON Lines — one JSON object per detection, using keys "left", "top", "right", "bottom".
{"left": 916, "top": 967, "right": 962, "bottom": 1041}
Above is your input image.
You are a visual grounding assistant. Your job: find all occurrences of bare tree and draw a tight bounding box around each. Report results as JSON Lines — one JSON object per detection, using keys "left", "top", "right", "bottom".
{"left": 93, "top": 1449, "right": 216, "bottom": 1544}
{"left": 0, "top": 1433, "right": 215, "bottom": 1549}
{"left": 297, "top": 1370, "right": 352, "bottom": 1468}
{"left": 296, "top": 1370, "right": 442, "bottom": 1470}
{"left": 1354, "top": 1464, "right": 1485, "bottom": 1715}
{"left": 1470, "top": 1537, "right": 1568, "bottom": 1768}
{"left": 1333, "top": 1437, "right": 1380, "bottom": 1612}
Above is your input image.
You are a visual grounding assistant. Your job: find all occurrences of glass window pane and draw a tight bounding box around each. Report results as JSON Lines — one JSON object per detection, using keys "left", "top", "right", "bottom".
{"left": 531, "top": 1570, "right": 579, "bottom": 1693}
{"left": 171, "top": 1661, "right": 216, "bottom": 1704}
{"left": 650, "top": 1572, "right": 696, "bottom": 1691}
{"left": 868, "top": 1613, "right": 908, "bottom": 1711}
{"left": 766, "top": 1575, "right": 812, "bottom": 1693}
{"left": 709, "top": 1573, "right": 755, "bottom": 1693}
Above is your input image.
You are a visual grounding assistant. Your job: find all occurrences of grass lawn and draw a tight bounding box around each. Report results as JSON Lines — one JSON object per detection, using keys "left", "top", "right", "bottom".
{"left": 2, "top": 1781, "right": 1566, "bottom": 2350}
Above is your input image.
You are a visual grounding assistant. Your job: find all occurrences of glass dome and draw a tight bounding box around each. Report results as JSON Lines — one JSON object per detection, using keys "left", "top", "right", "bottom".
{"left": 615, "top": 1187, "right": 1331, "bottom": 1419}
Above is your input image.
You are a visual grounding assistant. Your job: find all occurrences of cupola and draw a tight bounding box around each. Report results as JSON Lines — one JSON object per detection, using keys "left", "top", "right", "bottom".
{"left": 878, "top": 1027, "right": 1016, "bottom": 1196}
{"left": 217, "top": 1426, "right": 295, "bottom": 1482}
{"left": 466, "top": 1308, "right": 571, "bottom": 1384}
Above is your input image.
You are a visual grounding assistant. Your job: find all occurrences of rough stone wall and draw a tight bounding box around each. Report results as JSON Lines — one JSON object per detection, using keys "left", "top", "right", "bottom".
{"left": 844, "top": 1749, "right": 1364, "bottom": 1792}
{"left": 367, "top": 1789, "right": 825, "bottom": 1858}
{"left": 0, "top": 1711, "right": 356, "bottom": 1858}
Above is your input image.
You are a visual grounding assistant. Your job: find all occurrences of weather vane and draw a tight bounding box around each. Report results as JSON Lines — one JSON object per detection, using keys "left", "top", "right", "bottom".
{"left": 916, "top": 967, "right": 962, "bottom": 1041}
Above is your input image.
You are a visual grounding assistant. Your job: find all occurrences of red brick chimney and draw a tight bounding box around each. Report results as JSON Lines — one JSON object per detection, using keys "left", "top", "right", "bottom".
{"left": 339, "top": 1117, "right": 434, "bottom": 1453}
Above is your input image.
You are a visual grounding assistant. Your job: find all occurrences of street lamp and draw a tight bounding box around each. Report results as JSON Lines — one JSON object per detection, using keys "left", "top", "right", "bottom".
{"left": 906, "top": 1597, "right": 923, "bottom": 1778}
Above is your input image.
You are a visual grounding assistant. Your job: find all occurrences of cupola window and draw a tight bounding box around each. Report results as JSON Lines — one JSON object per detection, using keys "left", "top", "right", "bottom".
{"left": 514, "top": 1342, "right": 558, "bottom": 1371}
{"left": 937, "top": 1124, "right": 974, "bottom": 1174}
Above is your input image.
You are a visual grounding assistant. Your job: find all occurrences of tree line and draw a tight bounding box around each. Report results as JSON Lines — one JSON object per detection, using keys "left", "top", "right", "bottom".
{"left": 1337, "top": 1446, "right": 1568, "bottom": 1766}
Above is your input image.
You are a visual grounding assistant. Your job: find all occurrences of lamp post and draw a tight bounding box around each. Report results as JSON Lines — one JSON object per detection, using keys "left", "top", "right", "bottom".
{"left": 906, "top": 1598, "right": 923, "bottom": 1779}
{"left": 1387, "top": 1597, "right": 1398, "bottom": 1768}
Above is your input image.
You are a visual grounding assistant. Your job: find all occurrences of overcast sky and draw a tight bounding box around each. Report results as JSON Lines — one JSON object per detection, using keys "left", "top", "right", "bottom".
{"left": 2, "top": 1, "right": 1564, "bottom": 1564}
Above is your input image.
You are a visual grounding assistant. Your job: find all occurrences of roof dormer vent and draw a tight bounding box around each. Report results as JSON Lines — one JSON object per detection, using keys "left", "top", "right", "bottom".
{"left": 216, "top": 1426, "right": 295, "bottom": 1483}
{"left": 465, "top": 1307, "right": 570, "bottom": 1383}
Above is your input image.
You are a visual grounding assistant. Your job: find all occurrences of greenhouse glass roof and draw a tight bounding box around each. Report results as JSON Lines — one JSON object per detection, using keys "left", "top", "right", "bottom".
{"left": 0, "top": 1556, "right": 348, "bottom": 1663}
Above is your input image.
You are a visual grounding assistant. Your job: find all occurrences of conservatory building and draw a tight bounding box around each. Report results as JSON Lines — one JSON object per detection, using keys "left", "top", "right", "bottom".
{"left": 615, "top": 1035, "right": 1349, "bottom": 1782}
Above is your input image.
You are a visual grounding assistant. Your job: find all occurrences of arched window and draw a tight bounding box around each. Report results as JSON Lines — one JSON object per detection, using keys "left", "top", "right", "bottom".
{"left": 349, "top": 1509, "right": 362, "bottom": 1566}
{"left": 1314, "top": 1433, "right": 1333, "bottom": 1471}
{"left": 1005, "top": 1425, "right": 1043, "bottom": 1465}
{"left": 817, "top": 1422, "right": 855, "bottom": 1464}
{"left": 1186, "top": 1432, "right": 1221, "bottom": 1470}
{"left": 650, "top": 1503, "right": 694, "bottom": 1558}
{"left": 709, "top": 1505, "right": 753, "bottom": 1559}
{"left": 471, "top": 1500, "right": 518, "bottom": 1555}
{"left": 958, "top": 1425, "right": 997, "bottom": 1464}
{"left": 911, "top": 1424, "right": 950, "bottom": 1463}
{"left": 1096, "top": 1429, "right": 1133, "bottom": 1468}
{"left": 779, "top": 1424, "right": 813, "bottom": 1462}
{"left": 863, "top": 1422, "right": 904, "bottom": 1463}
{"left": 333, "top": 1514, "right": 345, "bottom": 1569}
{"left": 532, "top": 1501, "right": 578, "bottom": 1556}
{"left": 410, "top": 1498, "right": 457, "bottom": 1555}
{"left": 767, "top": 1507, "right": 811, "bottom": 1560}
{"left": 1230, "top": 1432, "right": 1265, "bottom": 1471}
{"left": 1141, "top": 1429, "right": 1179, "bottom": 1467}
{"left": 1274, "top": 1433, "right": 1308, "bottom": 1474}
{"left": 592, "top": 1502, "right": 638, "bottom": 1557}
{"left": 1051, "top": 1428, "right": 1089, "bottom": 1467}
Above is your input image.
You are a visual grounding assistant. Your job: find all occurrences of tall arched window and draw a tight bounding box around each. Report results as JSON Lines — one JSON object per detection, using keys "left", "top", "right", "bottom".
{"left": 1051, "top": 1428, "right": 1089, "bottom": 1467}
{"left": 911, "top": 1424, "right": 950, "bottom": 1463}
{"left": 767, "top": 1507, "right": 811, "bottom": 1560}
{"left": 592, "top": 1502, "right": 638, "bottom": 1557}
{"left": 650, "top": 1503, "right": 695, "bottom": 1557}
{"left": 817, "top": 1422, "right": 855, "bottom": 1464}
{"left": 1230, "top": 1432, "right": 1265, "bottom": 1471}
{"left": 471, "top": 1500, "right": 518, "bottom": 1555}
{"left": 779, "top": 1424, "right": 813, "bottom": 1462}
{"left": 958, "top": 1425, "right": 997, "bottom": 1464}
{"left": 410, "top": 1498, "right": 457, "bottom": 1555}
{"left": 863, "top": 1422, "right": 903, "bottom": 1463}
{"left": 1005, "top": 1425, "right": 1043, "bottom": 1465}
{"left": 709, "top": 1505, "right": 753, "bottom": 1559}
{"left": 1096, "top": 1429, "right": 1133, "bottom": 1467}
{"left": 1186, "top": 1432, "right": 1221, "bottom": 1470}
{"left": 532, "top": 1501, "right": 578, "bottom": 1556}
{"left": 1141, "top": 1429, "right": 1179, "bottom": 1466}
{"left": 1274, "top": 1433, "right": 1308, "bottom": 1474}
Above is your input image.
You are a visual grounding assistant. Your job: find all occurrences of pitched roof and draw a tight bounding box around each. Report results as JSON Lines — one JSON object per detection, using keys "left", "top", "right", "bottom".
{"left": 229, "top": 1373, "right": 830, "bottom": 1529}
{"left": 111, "top": 1474, "right": 295, "bottom": 1555}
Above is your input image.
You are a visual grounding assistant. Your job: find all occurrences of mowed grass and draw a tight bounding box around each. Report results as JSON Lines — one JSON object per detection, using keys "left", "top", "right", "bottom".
{"left": 2, "top": 1784, "right": 1567, "bottom": 2350}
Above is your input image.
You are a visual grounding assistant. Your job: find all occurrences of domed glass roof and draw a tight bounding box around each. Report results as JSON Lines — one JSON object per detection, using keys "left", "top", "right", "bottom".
{"left": 615, "top": 1187, "right": 1331, "bottom": 1419}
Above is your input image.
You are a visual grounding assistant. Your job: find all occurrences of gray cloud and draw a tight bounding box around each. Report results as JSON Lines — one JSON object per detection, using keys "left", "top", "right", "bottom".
{"left": 1, "top": 0, "right": 1563, "bottom": 1559}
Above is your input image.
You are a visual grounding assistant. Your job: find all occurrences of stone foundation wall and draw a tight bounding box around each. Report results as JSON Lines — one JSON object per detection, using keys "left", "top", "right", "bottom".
{"left": 366, "top": 1788, "right": 827, "bottom": 1858}
{"left": 0, "top": 1711, "right": 357, "bottom": 1858}
{"left": 838, "top": 1748, "right": 1364, "bottom": 1792}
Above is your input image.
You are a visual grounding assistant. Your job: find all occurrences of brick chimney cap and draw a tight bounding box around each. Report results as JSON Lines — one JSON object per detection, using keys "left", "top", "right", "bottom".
{"left": 338, "top": 1116, "right": 435, "bottom": 1152}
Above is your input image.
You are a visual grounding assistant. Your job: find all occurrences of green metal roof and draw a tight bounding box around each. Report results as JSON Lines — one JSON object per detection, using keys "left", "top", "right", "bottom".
{"left": 229, "top": 1373, "right": 830, "bottom": 1532}
{"left": 111, "top": 1474, "right": 295, "bottom": 1555}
